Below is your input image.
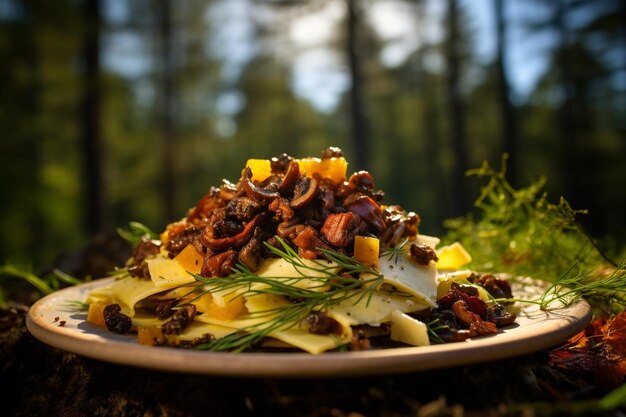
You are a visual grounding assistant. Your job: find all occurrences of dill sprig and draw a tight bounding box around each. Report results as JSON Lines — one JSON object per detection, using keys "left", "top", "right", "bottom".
{"left": 426, "top": 318, "right": 448, "bottom": 344}
{"left": 192, "top": 237, "right": 385, "bottom": 352}
{"left": 63, "top": 300, "right": 90, "bottom": 312}
{"left": 380, "top": 239, "right": 409, "bottom": 264}
{"left": 0, "top": 265, "right": 56, "bottom": 295}
{"left": 539, "top": 263, "right": 626, "bottom": 314}
{"left": 52, "top": 269, "right": 85, "bottom": 286}
{"left": 117, "top": 221, "right": 158, "bottom": 246}
{"left": 0, "top": 265, "right": 86, "bottom": 307}
{"left": 108, "top": 267, "right": 131, "bottom": 278}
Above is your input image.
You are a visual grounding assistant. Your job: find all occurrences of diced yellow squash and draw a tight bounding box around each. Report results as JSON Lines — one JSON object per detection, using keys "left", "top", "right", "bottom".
{"left": 244, "top": 156, "right": 348, "bottom": 184}
{"left": 297, "top": 157, "right": 348, "bottom": 183}
{"left": 245, "top": 159, "right": 273, "bottom": 183}
{"left": 174, "top": 244, "right": 204, "bottom": 274}
{"left": 436, "top": 242, "right": 472, "bottom": 270}
{"left": 191, "top": 293, "right": 214, "bottom": 313}
{"left": 204, "top": 296, "right": 245, "bottom": 321}
{"left": 87, "top": 302, "right": 107, "bottom": 327}
{"left": 148, "top": 257, "right": 197, "bottom": 288}
{"left": 138, "top": 326, "right": 164, "bottom": 346}
{"left": 354, "top": 236, "right": 379, "bottom": 268}
{"left": 85, "top": 292, "right": 111, "bottom": 305}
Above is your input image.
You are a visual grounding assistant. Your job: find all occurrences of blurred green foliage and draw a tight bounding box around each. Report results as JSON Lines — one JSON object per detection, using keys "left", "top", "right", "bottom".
{"left": 443, "top": 156, "right": 615, "bottom": 278}
{"left": 0, "top": 0, "right": 623, "bottom": 270}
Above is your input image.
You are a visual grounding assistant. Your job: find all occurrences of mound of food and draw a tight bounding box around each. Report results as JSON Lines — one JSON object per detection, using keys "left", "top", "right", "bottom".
{"left": 85, "top": 147, "right": 515, "bottom": 353}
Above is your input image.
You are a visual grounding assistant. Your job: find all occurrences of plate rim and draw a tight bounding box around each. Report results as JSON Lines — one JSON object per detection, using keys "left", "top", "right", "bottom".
{"left": 26, "top": 277, "right": 592, "bottom": 378}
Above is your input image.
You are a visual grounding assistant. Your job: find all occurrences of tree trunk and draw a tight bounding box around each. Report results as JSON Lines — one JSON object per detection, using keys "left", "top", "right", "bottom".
{"left": 421, "top": 73, "right": 446, "bottom": 230}
{"left": 555, "top": 0, "right": 576, "bottom": 204}
{"left": 346, "top": 0, "right": 368, "bottom": 171}
{"left": 494, "top": 0, "right": 518, "bottom": 185}
{"left": 81, "top": 0, "right": 104, "bottom": 235}
{"left": 158, "top": 0, "right": 177, "bottom": 222}
{"left": 445, "top": 0, "right": 469, "bottom": 215}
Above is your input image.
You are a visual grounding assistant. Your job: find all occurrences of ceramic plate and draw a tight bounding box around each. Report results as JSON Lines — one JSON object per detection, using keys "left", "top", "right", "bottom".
{"left": 26, "top": 277, "right": 591, "bottom": 378}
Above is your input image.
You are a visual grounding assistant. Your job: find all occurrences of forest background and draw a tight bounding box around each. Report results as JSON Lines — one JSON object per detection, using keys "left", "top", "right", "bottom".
{"left": 0, "top": 0, "right": 624, "bottom": 270}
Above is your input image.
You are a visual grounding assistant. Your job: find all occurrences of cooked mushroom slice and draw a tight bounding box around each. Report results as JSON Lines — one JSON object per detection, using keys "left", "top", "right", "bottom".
{"left": 226, "top": 197, "right": 261, "bottom": 222}
{"left": 290, "top": 177, "right": 319, "bottom": 209}
{"left": 242, "top": 167, "right": 280, "bottom": 202}
{"left": 201, "top": 249, "right": 238, "bottom": 277}
{"left": 277, "top": 161, "right": 300, "bottom": 195}
{"left": 201, "top": 212, "right": 266, "bottom": 250}
{"left": 238, "top": 228, "right": 263, "bottom": 271}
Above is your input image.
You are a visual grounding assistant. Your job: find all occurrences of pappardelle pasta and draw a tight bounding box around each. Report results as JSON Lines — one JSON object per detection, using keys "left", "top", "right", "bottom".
{"left": 85, "top": 147, "right": 515, "bottom": 354}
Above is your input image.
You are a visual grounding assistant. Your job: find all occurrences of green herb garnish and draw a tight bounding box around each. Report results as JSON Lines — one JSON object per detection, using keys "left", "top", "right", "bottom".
{"left": 0, "top": 265, "right": 84, "bottom": 302}
{"left": 63, "top": 300, "right": 90, "bottom": 312}
{"left": 426, "top": 318, "right": 448, "bottom": 344}
{"left": 0, "top": 265, "right": 56, "bottom": 295}
{"left": 192, "top": 237, "right": 385, "bottom": 352}
{"left": 380, "top": 239, "right": 409, "bottom": 264}
{"left": 538, "top": 262, "right": 626, "bottom": 314}
{"left": 117, "top": 221, "right": 159, "bottom": 246}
